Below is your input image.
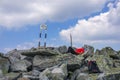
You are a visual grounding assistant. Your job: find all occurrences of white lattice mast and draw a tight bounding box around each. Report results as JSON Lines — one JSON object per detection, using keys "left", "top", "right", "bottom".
{"left": 38, "top": 24, "right": 47, "bottom": 48}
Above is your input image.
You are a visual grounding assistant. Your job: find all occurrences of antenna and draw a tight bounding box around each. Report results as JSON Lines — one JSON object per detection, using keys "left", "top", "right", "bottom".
{"left": 38, "top": 24, "right": 47, "bottom": 48}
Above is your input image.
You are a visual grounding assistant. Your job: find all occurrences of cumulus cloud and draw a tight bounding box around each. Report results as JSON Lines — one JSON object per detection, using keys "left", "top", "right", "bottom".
{"left": 0, "top": 0, "right": 108, "bottom": 28}
{"left": 3, "top": 41, "right": 36, "bottom": 53}
{"left": 60, "top": 1, "right": 120, "bottom": 45}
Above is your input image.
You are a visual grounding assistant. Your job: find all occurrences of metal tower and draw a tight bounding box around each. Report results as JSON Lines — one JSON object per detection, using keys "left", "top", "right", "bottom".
{"left": 38, "top": 24, "right": 47, "bottom": 48}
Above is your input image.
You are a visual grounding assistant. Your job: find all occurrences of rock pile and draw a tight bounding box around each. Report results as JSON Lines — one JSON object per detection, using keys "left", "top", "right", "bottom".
{"left": 0, "top": 45, "right": 120, "bottom": 80}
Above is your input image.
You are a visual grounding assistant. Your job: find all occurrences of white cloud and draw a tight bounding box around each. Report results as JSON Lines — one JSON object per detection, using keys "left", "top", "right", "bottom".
{"left": 16, "top": 42, "right": 35, "bottom": 50}
{"left": 3, "top": 38, "right": 60, "bottom": 53}
{"left": 60, "top": 1, "right": 120, "bottom": 45}
{"left": 3, "top": 41, "right": 36, "bottom": 53}
{"left": 0, "top": 0, "right": 109, "bottom": 29}
{"left": 4, "top": 47, "right": 14, "bottom": 53}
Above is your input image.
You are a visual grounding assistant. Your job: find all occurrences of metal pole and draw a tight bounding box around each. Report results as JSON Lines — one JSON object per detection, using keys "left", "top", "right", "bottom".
{"left": 70, "top": 34, "right": 72, "bottom": 47}
{"left": 44, "top": 29, "right": 47, "bottom": 48}
{"left": 38, "top": 30, "right": 42, "bottom": 48}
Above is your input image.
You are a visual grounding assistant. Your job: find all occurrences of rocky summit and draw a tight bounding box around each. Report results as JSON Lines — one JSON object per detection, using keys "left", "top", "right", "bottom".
{"left": 0, "top": 45, "right": 120, "bottom": 80}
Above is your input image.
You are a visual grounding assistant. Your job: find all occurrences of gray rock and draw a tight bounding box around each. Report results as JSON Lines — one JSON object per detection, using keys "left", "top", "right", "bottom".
{"left": 118, "top": 51, "right": 120, "bottom": 54}
{"left": 0, "top": 57, "right": 10, "bottom": 74}
{"left": 22, "top": 72, "right": 39, "bottom": 80}
{"left": 32, "top": 70, "right": 40, "bottom": 76}
{"left": 76, "top": 73, "right": 90, "bottom": 80}
{"left": 33, "top": 54, "right": 83, "bottom": 71}
{"left": 5, "top": 72, "right": 22, "bottom": 80}
{"left": 17, "top": 77, "right": 30, "bottom": 80}
{"left": 0, "top": 69, "right": 3, "bottom": 78}
{"left": 39, "top": 69, "right": 50, "bottom": 80}
{"left": 94, "top": 47, "right": 120, "bottom": 69}
{"left": 71, "top": 69, "right": 90, "bottom": 80}
{"left": 97, "top": 73, "right": 106, "bottom": 80}
{"left": 95, "top": 47, "right": 119, "bottom": 60}
{"left": 51, "top": 63, "right": 68, "bottom": 79}
{"left": 5, "top": 49, "right": 26, "bottom": 64}
{"left": 70, "top": 69, "right": 81, "bottom": 80}
{"left": 11, "top": 60, "right": 31, "bottom": 72}
{"left": 97, "top": 72, "right": 120, "bottom": 80}
{"left": 83, "top": 45, "right": 94, "bottom": 52}
{"left": 58, "top": 45, "right": 67, "bottom": 54}
{"left": 0, "top": 77, "right": 9, "bottom": 80}
{"left": 83, "top": 45, "right": 94, "bottom": 57}
{"left": 39, "top": 63, "right": 68, "bottom": 80}
{"left": 0, "top": 52, "right": 4, "bottom": 57}
{"left": 114, "top": 60, "right": 120, "bottom": 67}
{"left": 52, "top": 48, "right": 61, "bottom": 54}
{"left": 20, "top": 70, "right": 40, "bottom": 79}
{"left": 33, "top": 55, "right": 57, "bottom": 71}
{"left": 5, "top": 49, "right": 31, "bottom": 72}
{"left": 21, "top": 48, "right": 59, "bottom": 57}
{"left": 95, "top": 49, "right": 102, "bottom": 55}
{"left": 30, "top": 47, "right": 37, "bottom": 51}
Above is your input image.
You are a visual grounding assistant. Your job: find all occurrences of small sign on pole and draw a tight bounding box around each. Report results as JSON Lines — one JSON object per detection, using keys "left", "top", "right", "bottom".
{"left": 40, "top": 24, "right": 47, "bottom": 30}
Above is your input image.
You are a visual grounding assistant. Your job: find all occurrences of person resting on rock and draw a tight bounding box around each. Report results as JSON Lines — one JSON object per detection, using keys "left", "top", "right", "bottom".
{"left": 67, "top": 46, "right": 85, "bottom": 55}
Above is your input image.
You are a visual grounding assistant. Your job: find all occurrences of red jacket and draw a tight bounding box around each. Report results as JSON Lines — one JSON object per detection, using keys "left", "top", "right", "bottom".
{"left": 75, "top": 48, "right": 84, "bottom": 55}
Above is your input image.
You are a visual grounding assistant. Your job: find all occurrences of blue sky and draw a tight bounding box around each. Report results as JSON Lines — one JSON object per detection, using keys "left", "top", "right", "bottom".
{"left": 0, "top": 0, "right": 120, "bottom": 53}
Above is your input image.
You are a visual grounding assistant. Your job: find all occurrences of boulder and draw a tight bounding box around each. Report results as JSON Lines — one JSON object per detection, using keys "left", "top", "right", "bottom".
{"left": 22, "top": 71, "right": 39, "bottom": 80}
{"left": 39, "top": 69, "right": 50, "bottom": 80}
{"left": 0, "top": 77, "right": 9, "bottom": 80}
{"left": 5, "top": 49, "right": 26, "bottom": 64}
{"left": 101, "top": 47, "right": 118, "bottom": 55}
{"left": 95, "top": 47, "right": 119, "bottom": 60}
{"left": 71, "top": 69, "right": 90, "bottom": 80}
{"left": 0, "top": 57, "right": 10, "bottom": 74}
{"left": 5, "top": 49, "right": 32, "bottom": 72}
{"left": 17, "top": 77, "right": 30, "bottom": 80}
{"left": 95, "top": 49, "right": 102, "bottom": 55}
{"left": 21, "top": 48, "right": 59, "bottom": 57}
{"left": 57, "top": 45, "right": 67, "bottom": 54}
{"left": 33, "top": 53, "right": 83, "bottom": 71}
{"left": 76, "top": 73, "right": 90, "bottom": 80}
{"left": 5, "top": 72, "right": 22, "bottom": 80}
{"left": 10, "top": 60, "right": 31, "bottom": 72}
{"left": 51, "top": 64, "right": 68, "bottom": 80}
{"left": 113, "top": 60, "right": 120, "bottom": 67}
{"left": 118, "top": 50, "right": 120, "bottom": 54}
{"left": 22, "top": 70, "right": 40, "bottom": 79}
{"left": 30, "top": 47, "right": 37, "bottom": 51}
{"left": 83, "top": 45, "right": 94, "bottom": 52}
{"left": 82, "top": 45, "right": 94, "bottom": 57}
{"left": 39, "top": 63, "right": 68, "bottom": 80}
{"left": 32, "top": 70, "right": 40, "bottom": 76}
{"left": 0, "top": 52, "right": 4, "bottom": 57}
{"left": 0, "top": 69, "right": 3, "bottom": 78}
{"left": 70, "top": 69, "right": 81, "bottom": 80}
{"left": 97, "top": 72, "right": 120, "bottom": 80}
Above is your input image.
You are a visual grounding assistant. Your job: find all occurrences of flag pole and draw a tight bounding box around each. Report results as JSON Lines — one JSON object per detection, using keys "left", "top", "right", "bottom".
{"left": 70, "top": 33, "right": 72, "bottom": 47}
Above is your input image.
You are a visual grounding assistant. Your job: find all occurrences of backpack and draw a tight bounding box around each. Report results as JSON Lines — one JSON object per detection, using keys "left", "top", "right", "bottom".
{"left": 87, "top": 60, "right": 101, "bottom": 73}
